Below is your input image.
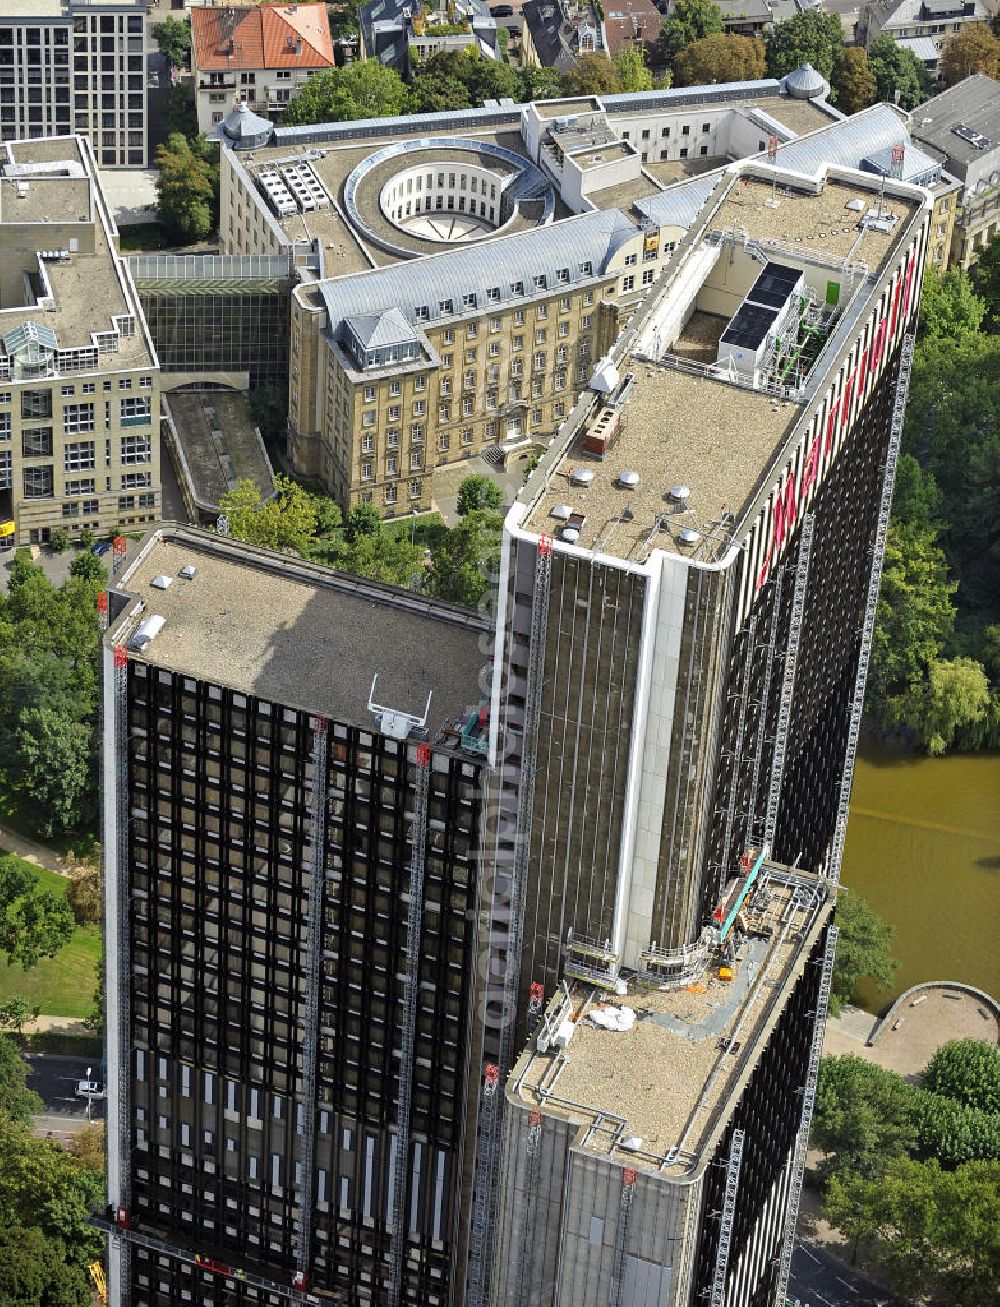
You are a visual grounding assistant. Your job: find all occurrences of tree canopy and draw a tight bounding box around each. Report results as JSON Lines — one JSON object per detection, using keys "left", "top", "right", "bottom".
{"left": 867, "top": 34, "right": 929, "bottom": 110}
{"left": 283, "top": 60, "right": 411, "bottom": 125}
{"left": 869, "top": 521, "right": 957, "bottom": 725}
{"left": 824, "top": 1158, "right": 1000, "bottom": 1305}
{"left": 0, "top": 1035, "right": 44, "bottom": 1125}
{"left": 151, "top": 15, "right": 191, "bottom": 70}
{"left": 764, "top": 10, "right": 844, "bottom": 81}
{"left": 673, "top": 34, "right": 766, "bottom": 87}
{"left": 0, "top": 856, "right": 75, "bottom": 970}
{"left": 0, "top": 1223, "right": 91, "bottom": 1307}
{"left": 918, "top": 265, "right": 986, "bottom": 343}
{"left": 925, "top": 1040, "right": 1000, "bottom": 1116}
{"left": 456, "top": 475, "right": 503, "bottom": 516}
{"left": 427, "top": 510, "right": 503, "bottom": 607}
{"left": 830, "top": 892, "right": 899, "bottom": 1015}
{"left": 939, "top": 24, "right": 1000, "bottom": 86}
{"left": 814, "top": 1054, "right": 919, "bottom": 1180}
{"left": 154, "top": 132, "right": 218, "bottom": 244}
{"left": 217, "top": 475, "right": 318, "bottom": 555}
{"left": 830, "top": 46, "right": 876, "bottom": 114}
{"left": 660, "top": 0, "right": 724, "bottom": 61}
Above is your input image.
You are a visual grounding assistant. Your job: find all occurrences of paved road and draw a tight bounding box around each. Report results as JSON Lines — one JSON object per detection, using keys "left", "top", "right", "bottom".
{"left": 790, "top": 1237, "right": 898, "bottom": 1307}
{"left": 25, "top": 1054, "right": 106, "bottom": 1140}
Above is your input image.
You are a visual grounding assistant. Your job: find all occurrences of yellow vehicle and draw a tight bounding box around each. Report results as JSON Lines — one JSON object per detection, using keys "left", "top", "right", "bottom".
{"left": 88, "top": 1262, "right": 107, "bottom": 1306}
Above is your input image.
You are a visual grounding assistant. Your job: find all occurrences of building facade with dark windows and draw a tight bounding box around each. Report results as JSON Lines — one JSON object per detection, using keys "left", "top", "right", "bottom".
{"left": 102, "top": 529, "right": 492, "bottom": 1307}
{"left": 0, "top": 0, "right": 148, "bottom": 167}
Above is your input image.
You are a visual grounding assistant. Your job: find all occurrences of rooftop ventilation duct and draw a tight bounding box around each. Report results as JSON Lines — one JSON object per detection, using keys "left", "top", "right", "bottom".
{"left": 669, "top": 484, "right": 690, "bottom": 504}
{"left": 618, "top": 469, "right": 639, "bottom": 489}
{"left": 128, "top": 615, "right": 166, "bottom": 652}
{"left": 569, "top": 467, "right": 595, "bottom": 486}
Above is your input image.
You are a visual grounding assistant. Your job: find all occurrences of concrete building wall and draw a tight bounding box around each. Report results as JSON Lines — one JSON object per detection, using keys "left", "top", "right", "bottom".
{"left": 493, "top": 1094, "right": 703, "bottom": 1307}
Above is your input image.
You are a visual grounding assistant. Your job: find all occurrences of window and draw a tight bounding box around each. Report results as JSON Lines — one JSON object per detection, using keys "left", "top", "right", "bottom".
{"left": 64, "top": 402, "right": 95, "bottom": 433}
{"left": 438, "top": 432, "right": 449, "bottom": 451}
{"left": 65, "top": 477, "right": 95, "bottom": 496}
{"left": 138, "top": 492, "right": 155, "bottom": 509}
{"left": 386, "top": 455, "right": 398, "bottom": 474}
{"left": 83, "top": 499, "right": 99, "bottom": 516}
{"left": 409, "top": 480, "right": 421, "bottom": 498}
{"left": 362, "top": 410, "right": 375, "bottom": 428}
{"left": 22, "top": 427, "right": 53, "bottom": 457}
{"left": 83, "top": 383, "right": 95, "bottom": 395}
{"left": 442, "top": 328, "right": 454, "bottom": 343}
{"left": 700, "top": 145, "right": 708, "bottom": 157}
{"left": 625, "top": 254, "right": 637, "bottom": 267}
{"left": 642, "top": 269, "right": 655, "bottom": 286}
{"left": 118, "top": 495, "right": 134, "bottom": 511}
{"left": 623, "top": 275, "right": 635, "bottom": 292}
{"left": 22, "top": 391, "right": 52, "bottom": 420}
{"left": 64, "top": 440, "right": 95, "bottom": 471}
{"left": 682, "top": 125, "right": 690, "bottom": 136}
{"left": 389, "top": 380, "right": 401, "bottom": 397}
{"left": 410, "top": 423, "right": 424, "bottom": 441}
{"left": 363, "top": 385, "right": 375, "bottom": 401}
{"left": 120, "top": 396, "right": 150, "bottom": 424}
{"left": 361, "top": 460, "right": 373, "bottom": 480}
{"left": 385, "top": 483, "right": 397, "bottom": 504}
{"left": 414, "top": 376, "right": 426, "bottom": 392}
{"left": 661, "top": 126, "right": 670, "bottom": 138}
{"left": 121, "top": 471, "right": 151, "bottom": 489}
{"left": 701, "top": 122, "right": 711, "bottom": 133}
{"left": 461, "top": 427, "right": 473, "bottom": 445}
{"left": 62, "top": 501, "right": 80, "bottom": 518}
{"left": 463, "top": 396, "right": 474, "bottom": 416}
{"left": 582, "top": 315, "right": 592, "bottom": 329}
{"left": 362, "top": 433, "right": 375, "bottom": 453}
{"left": 61, "top": 384, "right": 75, "bottom": 397}
{"left": 412, "top": 400, "right": 425, "bottom": 416}
{"left": 387, "top": 429, "right": 399, "bottom": 448}
{"left": 118, "top": 378, "right": 132, "bottom": 391}
{"left": 23, "top": 465, "right": 53, "bottom": 498}
{"left": 388, "top": 405, "right": 401, "bottom": 421}
{"left": 120, "top": 434, "right": 151, "bottom": 464}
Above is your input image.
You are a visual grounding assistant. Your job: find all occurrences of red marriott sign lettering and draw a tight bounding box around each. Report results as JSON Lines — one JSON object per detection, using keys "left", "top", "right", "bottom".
{"left": 753, "top": 245, "right": 918, "bottom": 595}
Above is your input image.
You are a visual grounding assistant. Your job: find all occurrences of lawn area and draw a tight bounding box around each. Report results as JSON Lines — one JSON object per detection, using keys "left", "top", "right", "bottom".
{"left": 383, "top": 511, "right": 447, "bottom": 552}
{"left": 0, "top": 853, "right": 101, "bottom": 1019}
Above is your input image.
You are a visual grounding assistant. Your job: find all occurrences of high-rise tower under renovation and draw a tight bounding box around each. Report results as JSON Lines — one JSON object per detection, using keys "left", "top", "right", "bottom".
{"left": 100, "top": 115, "right": 930, "bottom": 1307}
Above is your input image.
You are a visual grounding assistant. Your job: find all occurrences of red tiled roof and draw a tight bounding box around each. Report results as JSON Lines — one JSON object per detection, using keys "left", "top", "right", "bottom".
{"left": 602, "top": 0, "right": 661, "bottom": 57}
{"left": 191, "top": 4, "right": 334, "bottom": 72}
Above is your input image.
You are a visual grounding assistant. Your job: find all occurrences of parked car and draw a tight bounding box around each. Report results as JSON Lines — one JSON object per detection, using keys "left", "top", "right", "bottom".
{"left": 75, "top": 1079, "right": 107, "bottom": 1098}
{"left": 92, "top": 539, "right": 112, "bottom": 557}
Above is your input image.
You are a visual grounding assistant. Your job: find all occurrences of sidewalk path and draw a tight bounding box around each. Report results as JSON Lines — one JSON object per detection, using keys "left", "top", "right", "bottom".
{"left": 0, "top": 822, "right": 71, "bottom": 877}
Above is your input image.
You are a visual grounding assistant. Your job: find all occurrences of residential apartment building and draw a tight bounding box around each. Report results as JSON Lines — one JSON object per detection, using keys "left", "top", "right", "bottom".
{"left": 358, "top": 0, "right": 498, "bottom": 79}
{"left": 858, "top": 0, "right": 992, "bottom": 63}
{"left": 190, "top": 4, "right": 334, "bottom": 136}
{"left": 909, "top": 72, "right": 1000, "bottom": 266}
{"left": 0, "top": 0, "right": 148, "bottom": 167}
{"left": 0, "top": 133, "right": 160, "bottom": 549}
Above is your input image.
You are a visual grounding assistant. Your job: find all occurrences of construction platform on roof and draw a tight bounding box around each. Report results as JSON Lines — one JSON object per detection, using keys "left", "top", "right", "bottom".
{"left": 520, "top": 171, "right": 922, "bottom": 563}
{"left": 109, "top": 527, "right": 490, "bottom": 741}
{"left": 509, "top": 864, "right": 831, "bottom": 1178}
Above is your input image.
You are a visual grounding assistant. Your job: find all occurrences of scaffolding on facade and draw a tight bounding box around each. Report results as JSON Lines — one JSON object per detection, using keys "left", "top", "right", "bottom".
{"left": 294, "top": 715, "right": 328, "bottom": 1284}
{"left": 467, "top": 534, "right": 554, "bottom": 1307}
{"left": 773, "top": 924, "right": 838, "bottom": 1303}
{"left": 387, "top": 739, "right": 432, "bottom": 1307}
